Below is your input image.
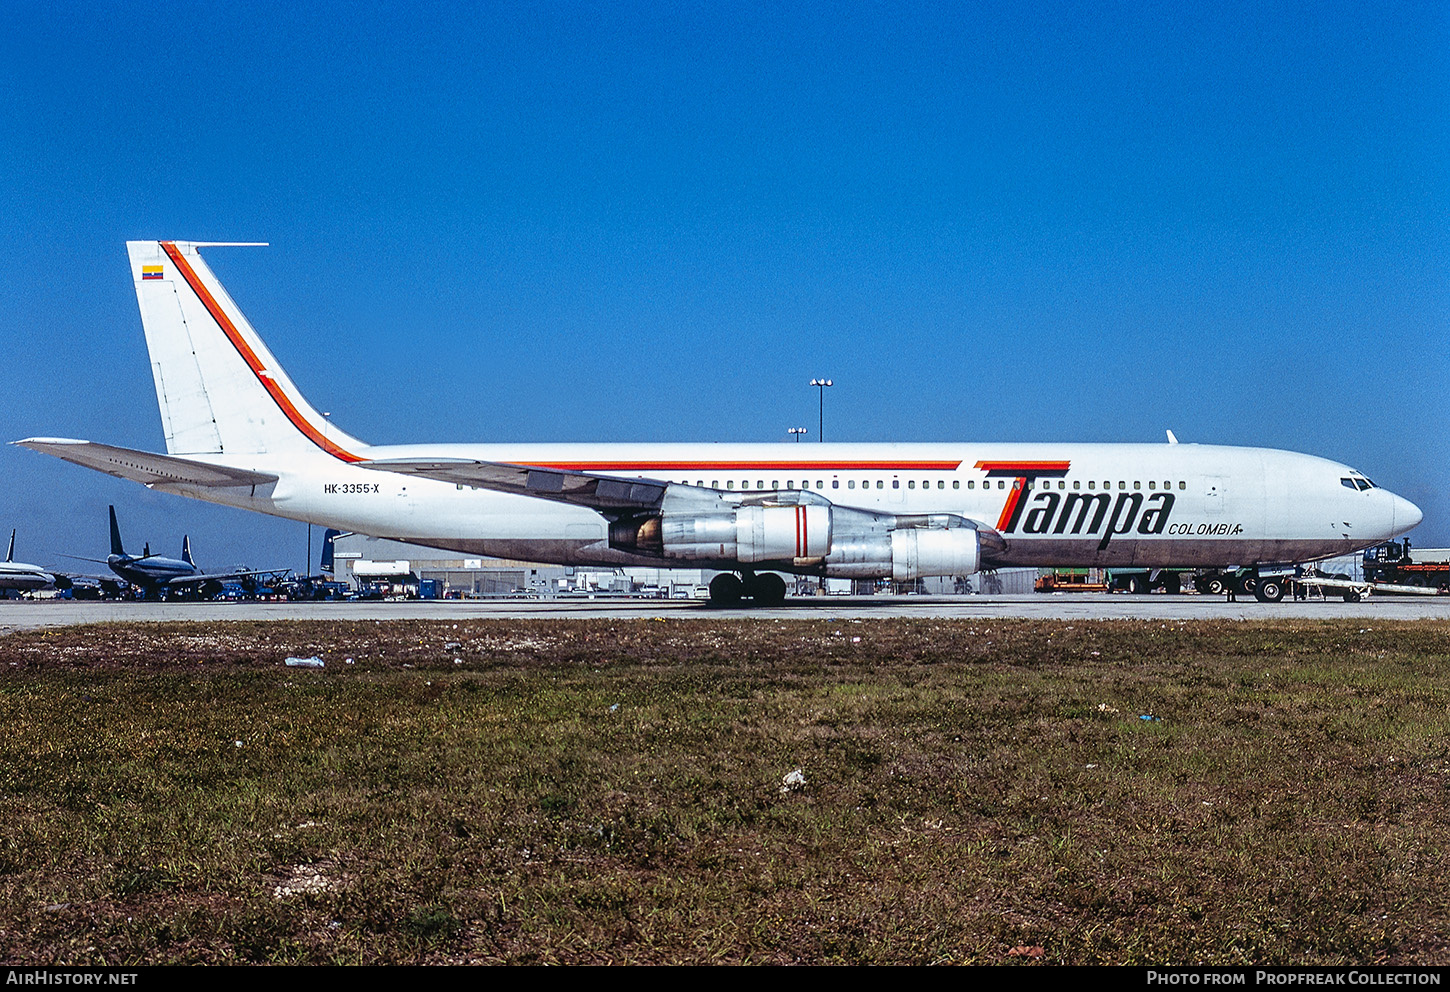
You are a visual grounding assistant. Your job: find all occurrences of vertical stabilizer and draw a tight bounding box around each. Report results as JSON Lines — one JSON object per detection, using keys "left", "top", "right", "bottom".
{"left": 109, "top": 506, "right": 126, "bottom": 557}
{"left": 6, "top": 529, "right": 14, "bottom": 563}
{"left": 127, "top": 241, "right": 368, "bottom": 460}
{"left": 182, "top": 535, "right": 195, "bottom": 567}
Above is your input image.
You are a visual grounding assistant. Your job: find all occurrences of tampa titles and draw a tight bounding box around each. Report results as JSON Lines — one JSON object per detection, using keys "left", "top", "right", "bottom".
{"left": 980, "top": 461, "right": 1177, "bottom": 551}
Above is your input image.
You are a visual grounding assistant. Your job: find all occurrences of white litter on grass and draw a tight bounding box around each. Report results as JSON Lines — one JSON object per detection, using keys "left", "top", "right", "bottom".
{"left": 284, "top": 656, "right": 324, "bottom": 668}
{"left": 273, "top": 863, "right": 337, "bottom": 900}
{"left": 780, "top": 768, "right": 807, "bottom": 794}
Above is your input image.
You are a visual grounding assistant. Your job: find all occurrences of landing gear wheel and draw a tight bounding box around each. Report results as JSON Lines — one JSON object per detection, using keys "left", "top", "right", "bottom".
{"left": 709, "top": 573, "right": 744, "bottom": 606}
{"left": 1162, "top": 573, "right": 1181, "bottom": 595}
{"left": 1254, "top": 577, "right": 1285, "bottom": 603}
{"left": 1343, "top": 590, "right": 1362, "bottom": 603}
{"left": 1205, "top": 578, "right": 1224, "bottom": 595}
{"left": 1238, "top": 575, "right": 1258, "bottom": 597}
{"left": 1126, "top": 575, "right": 1149, "bottom": 595}
{"left": 753, "top": 572, "right": 787, "bottom": 607}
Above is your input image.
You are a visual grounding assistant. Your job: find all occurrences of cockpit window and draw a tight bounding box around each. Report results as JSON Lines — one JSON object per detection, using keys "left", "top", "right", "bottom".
{"left": 1341, "top": 475, "right": 1377, "bottom": 491}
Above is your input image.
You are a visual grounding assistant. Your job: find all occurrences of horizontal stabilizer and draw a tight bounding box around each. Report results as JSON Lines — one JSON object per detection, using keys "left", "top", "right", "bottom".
{"left": 13, "top": 438, "right": 278, "bottom": 488}
{"left": 360, "top": 457, "right": 668, "bottom": 512}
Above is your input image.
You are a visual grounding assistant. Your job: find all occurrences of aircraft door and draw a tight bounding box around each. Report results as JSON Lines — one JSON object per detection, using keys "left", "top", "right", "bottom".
{"left": 1204, "top": 476, "right": 1226, "bottom": 516}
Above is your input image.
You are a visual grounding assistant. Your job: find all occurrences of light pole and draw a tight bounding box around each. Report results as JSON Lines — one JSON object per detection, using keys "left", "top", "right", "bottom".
{"left": 809, "top": 379, "right": 832, "bottom": 443}
{"left": 788, "top": 427, "right": 808, "bottom": 442}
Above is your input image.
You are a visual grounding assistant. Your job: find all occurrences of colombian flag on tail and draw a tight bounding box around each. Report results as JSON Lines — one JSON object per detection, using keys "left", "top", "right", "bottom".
{"left": 141, "top": 265, "right": 163, "bottom": 280}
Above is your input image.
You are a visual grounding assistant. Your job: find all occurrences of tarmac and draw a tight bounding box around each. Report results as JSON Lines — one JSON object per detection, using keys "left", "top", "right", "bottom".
{"left": 2, "top": 593, "right": 1448, "bottom": 634}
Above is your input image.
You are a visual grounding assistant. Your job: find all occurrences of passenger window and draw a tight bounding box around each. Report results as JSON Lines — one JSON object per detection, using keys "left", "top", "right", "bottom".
{"left": 1073, "top": 480, "right": 1080, "bottom": 490}
{"left": 938, "top": 480, "right": 945, "bottom": 489}
{"left": 952, "top": 480, "right": 960, "bottom": 489}
{"left": 1088, "top": 481, "right": 1096, "bottom": 490}
{"left": 1119, "top": 481, "right": 1126, "bottom": 490}
{"left": 816, "top": 480, "right": 824, "bottom": 489}
{"left": 848, "top": 480, "right": 856, "bottom": 489}
{"left": 832, "top": 479, "right": 839, "bottom": 489}
{"left": 893, "top": 480, "right": 900, "bottom": 489}
{"left": 1134, "top": 481, "right": 1141, "bottom": 490}
{"left": 1178, "top": 481, "right": 1186, "bottom": 490}
{"left": 726, "top": 481, "right": 734, "bottom": 490}
{"left": 999, "top": 481, "right": 1006, "bottom": 490}
{"left": 908, "top": 480, "right": 915, "bottom": 489}
{"left": 877, "top": 480, "right": 884, "bottom": 489}
{"left": 967, "top": 481, "right": 974, "bottom": 489}
{"left": 1148, "top": 481, "right": 1156, "bottom": 490}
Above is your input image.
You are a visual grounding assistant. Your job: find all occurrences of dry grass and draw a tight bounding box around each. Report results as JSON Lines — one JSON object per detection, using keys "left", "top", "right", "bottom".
{"left": 2, "top": 618, "right": 1449, "bottom": 964}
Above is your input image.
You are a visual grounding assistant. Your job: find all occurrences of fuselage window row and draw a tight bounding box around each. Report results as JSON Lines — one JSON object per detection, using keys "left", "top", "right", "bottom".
{"left": 682, "top": 478, "right": 1190, "bottom": 493}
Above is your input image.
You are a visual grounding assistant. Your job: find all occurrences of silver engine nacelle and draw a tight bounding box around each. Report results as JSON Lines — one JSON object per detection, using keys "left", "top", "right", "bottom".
{"left": 888, "top": 526, "right": 980, "bottom": 580}
{"left": 608, "top": 487, "right": 994, "bottom": 579}
{"left": 660, "top": 504, "right": 833, "bottom": 562}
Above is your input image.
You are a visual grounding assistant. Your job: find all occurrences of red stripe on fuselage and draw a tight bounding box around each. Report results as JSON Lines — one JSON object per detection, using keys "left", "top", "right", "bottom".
{"left": 160, "top": 242, "right": 364, "bottom": 464}
{"left": 995, "top": 486, "right": 1023, "bottom": 531}
{"left": 975, "top": 461, "right": 1071, "bottom": 474}
{"left": 525, "top": 461, "right": 963, "bottom": 472}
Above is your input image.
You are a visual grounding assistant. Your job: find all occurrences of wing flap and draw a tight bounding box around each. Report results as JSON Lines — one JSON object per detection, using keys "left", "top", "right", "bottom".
{"left": 13, "top": 438, "right": 278, "bottom": 488}
{"left": 359, "top": 457, "right": 668, "bottom": 512}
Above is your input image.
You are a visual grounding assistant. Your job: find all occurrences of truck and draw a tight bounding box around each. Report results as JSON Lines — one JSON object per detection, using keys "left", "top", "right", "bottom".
{"left": 1361, "top": 541, "right": 1450, "bottom": 592}
{"left": 1035, "top": 568, "right": 1110, "bottom": 593}
{"left": 1106, "top": 568, "right": 1194, "bottom": 594}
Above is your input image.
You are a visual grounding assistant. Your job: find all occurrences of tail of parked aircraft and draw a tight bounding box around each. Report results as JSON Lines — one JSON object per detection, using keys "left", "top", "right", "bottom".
{"left": 320, "top": 528, "right": 340, "bottom": 574}
{"left": 182, "top": 535, "right": 195, "bottom": 567}
{"left": 6, "top": 529, "right": 14, "bottom": 563}
{"left": 126, "top": 241, "right": 368, "bottom": 462}
{"left": 109, "top": 505, "right": 126, "bottom": 557}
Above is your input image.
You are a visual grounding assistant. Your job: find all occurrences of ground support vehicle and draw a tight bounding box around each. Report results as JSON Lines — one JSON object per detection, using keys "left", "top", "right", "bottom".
{"left": 1362, "top": 541, "right": 1450, "bottom": 592}
{"left": 1107, "top": 568, "right": 1193, "bottom": 594}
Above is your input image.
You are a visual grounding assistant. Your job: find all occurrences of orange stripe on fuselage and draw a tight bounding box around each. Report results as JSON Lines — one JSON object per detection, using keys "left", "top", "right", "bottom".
{"left": 160, "top": 242, "right": 364, "bottom": 464}
{"left": 975, "top": 460, "right": 1071, "bottom": 473}
{"left": 525, "top": 461, "right": 963, "bottom": 472}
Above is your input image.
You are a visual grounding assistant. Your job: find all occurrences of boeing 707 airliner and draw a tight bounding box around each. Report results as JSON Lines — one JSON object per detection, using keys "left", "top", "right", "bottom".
{"left": 15, "top": 241, "right": 1421, "bottom": 605}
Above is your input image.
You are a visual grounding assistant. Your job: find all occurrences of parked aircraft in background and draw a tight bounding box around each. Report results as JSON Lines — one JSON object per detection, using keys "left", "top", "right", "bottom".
{"left": 61, "top": 505, "right": 289, "bottom": 599}
{"left": 0, "top": 529, "right": 59, "bottom": 594}
{"left": 15, "top": 241, "right": 1423, "bottom": 605}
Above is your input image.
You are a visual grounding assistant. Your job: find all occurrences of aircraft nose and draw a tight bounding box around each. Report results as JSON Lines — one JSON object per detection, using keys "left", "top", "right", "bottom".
{"left": 1392, "top": 492, "right": 1422, "bottom": 535}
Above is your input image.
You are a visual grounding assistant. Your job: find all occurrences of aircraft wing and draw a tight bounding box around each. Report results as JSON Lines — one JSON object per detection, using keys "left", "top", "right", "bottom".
{"left": 164, "top": 567, "right": 292, "bottom": 588}
{"left": 359, "top": 457, "right": 668, "bottom": 513}
{"left": 12, "top": 438, "right": 278, "bottom": 488}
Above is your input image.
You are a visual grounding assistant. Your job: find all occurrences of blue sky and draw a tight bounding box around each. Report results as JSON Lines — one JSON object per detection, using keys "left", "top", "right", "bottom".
{"left": 1, "top": 1, "right": 1445, "bottom": 571}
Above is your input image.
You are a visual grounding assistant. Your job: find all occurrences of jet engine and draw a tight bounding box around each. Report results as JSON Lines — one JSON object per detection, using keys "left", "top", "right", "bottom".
{"left": 607, "top": 488, "right": 1000, "bottom": 579}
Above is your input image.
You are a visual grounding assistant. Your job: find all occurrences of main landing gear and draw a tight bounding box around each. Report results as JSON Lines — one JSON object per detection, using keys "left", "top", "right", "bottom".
{"left": 708, "top": 570, "right": 788, "bottom": 607}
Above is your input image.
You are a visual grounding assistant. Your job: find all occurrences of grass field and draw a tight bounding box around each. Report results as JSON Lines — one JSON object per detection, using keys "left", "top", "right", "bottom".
{"left": 2, "top": 618, "right": 1449, "bottom": 965}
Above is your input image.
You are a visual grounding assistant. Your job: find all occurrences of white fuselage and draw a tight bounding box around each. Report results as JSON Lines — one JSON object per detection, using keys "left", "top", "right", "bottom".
{"left": 153, "top": 440, "right": 1418, "bottom": 572}
{"left": 0, "top": 560, "right": 56, "bottom": 591}
{"left": 19, "top": 241, "right": 1422, "bottom": 585}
